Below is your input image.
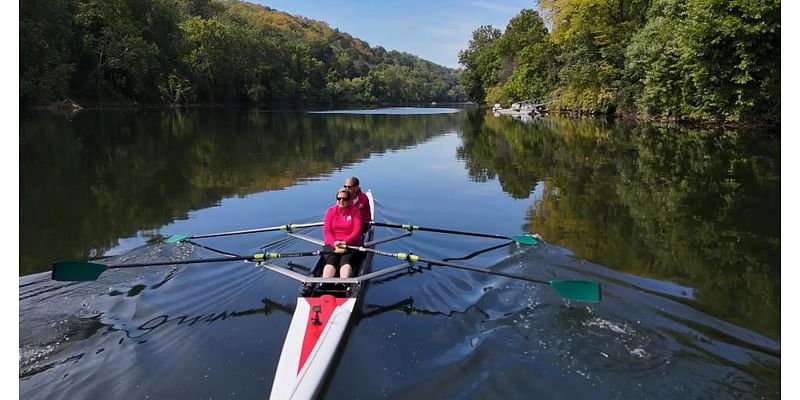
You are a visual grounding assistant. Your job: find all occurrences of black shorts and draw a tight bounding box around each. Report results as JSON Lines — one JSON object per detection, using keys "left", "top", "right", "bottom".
{"left": 323, "top": 249, "right": 363, "bottom": 271}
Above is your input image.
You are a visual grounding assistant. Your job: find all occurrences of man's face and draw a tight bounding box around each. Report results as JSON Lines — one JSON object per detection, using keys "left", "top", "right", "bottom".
{"left": 344, "top": 180, "right": 358, "bottom": 194}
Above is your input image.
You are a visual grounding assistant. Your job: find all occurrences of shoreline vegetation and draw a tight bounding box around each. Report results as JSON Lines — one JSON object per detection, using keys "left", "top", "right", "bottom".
{"left": 30, "top": 100, "right": 778, "bottom": 130}
{"left": 22, "top": 0, "right": 466, "bottom": 111}
{"left": 458, "top": 2, "right": 780, "bottom": 126}
{"left": 545, "top": 109, "right": 779, "bottom": 129}
{"left": 22, "top": 0, "right": 779, "bottom": 126}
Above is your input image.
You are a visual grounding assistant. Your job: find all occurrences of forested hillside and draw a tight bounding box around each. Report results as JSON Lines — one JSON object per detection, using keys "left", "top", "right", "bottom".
{"left": 459, "top": 1, "right": 780, "bottom": 123}
{"left": 21, "top": 0, "right": 466, "bottom": 107}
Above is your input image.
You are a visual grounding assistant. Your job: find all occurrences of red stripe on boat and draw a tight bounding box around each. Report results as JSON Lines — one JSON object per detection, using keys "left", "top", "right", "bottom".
{"left": 297, "top": 295, "right": 348, "bottom": 374}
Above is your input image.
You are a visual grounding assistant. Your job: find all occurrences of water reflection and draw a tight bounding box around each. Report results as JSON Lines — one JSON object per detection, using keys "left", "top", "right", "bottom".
{"left": 457, "top": 112, "right": 780, "bottom": 339}
{"left": 20, "top": 109, "right": 464, "bottom": 275}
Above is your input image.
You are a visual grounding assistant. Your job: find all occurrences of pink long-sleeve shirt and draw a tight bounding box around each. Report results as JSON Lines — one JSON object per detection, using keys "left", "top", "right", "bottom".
{"left": 323, "top": 204, "right": 363, "bottom": 247}
{"left": 351, "top": 190, "right": 372, "bottom": 222}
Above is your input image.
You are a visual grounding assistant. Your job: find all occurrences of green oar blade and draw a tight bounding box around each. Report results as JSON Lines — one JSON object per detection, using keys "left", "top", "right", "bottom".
{"left": 549, "top": 280, "right": 601, "bottom": 302}
{"left": 52, "top": 261, "right": 108, "bottom": 282}
{"left": 509, "top": 235, "right": 539, "bottom": 245}
{"left": 166, "top": 234, "right": 192, "bottom": 243}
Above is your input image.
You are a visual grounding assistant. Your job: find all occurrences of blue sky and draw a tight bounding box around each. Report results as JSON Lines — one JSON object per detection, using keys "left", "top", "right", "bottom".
{"left": 255, "top": 0, "right": 537, "bottom": 68}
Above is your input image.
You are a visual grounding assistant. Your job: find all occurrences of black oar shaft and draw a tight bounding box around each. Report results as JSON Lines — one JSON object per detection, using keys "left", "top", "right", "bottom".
{"left": 190, "top": 222, "right": 323, "bottom": 239}
{"left": 443, "top": 241, "right": 513, "bottom": 261}
{"left": 102, "top": 251, "right": 321, "bottom": 269}
{"left": 348, "top": 246, "right": 548, "bottom": 285}
{"left": 106, "top": 255, "right": 255, "bottom": 269}
{"left": 423, "top": 257, "right": 548, "bottom": 285}
{"left": 52, "top": 251, "right": 324, "bottom": 281}
{"left": 267, "top": 251, "right": 322, "bottom": 258}
{"left": 418, "top": 227, "right": 508, "bottom": 240}
{"left": 414, "top": 255, "right": 548, "bottom": 285}
{"left": 343, "top": 245, "right": 601, "bottom": 302}
{"left": 372, "top": 222, "right": 510, "bottom": 240}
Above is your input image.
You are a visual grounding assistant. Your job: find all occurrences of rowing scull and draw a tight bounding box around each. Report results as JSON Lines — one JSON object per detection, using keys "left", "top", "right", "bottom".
{"left": 269, "top": 189, "right": 377, "bottom": 400}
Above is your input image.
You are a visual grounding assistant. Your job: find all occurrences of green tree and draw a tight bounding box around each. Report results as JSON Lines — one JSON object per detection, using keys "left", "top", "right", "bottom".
{"left": 495, "top": 9, "right": 550, "bottom": 83}
{"left": 496, "top": 10, "right": 559, "bottom": 104}
{"left": 21, "top": 0, "right": 466, "bottom": 107}
{"left": 458, "top": 25, "right": 502, "bottom": 103}
{"left": 540, "top": 0, "right": 650, "bottom": 113}
{"left": 20, "top": 0, "right": 76, "bottom": 105}
{"left": 73, "top": 0, "right": 162, "bottom": 103}
{"left": 626, "top": 0, "right": 780, "bottom": 121}
{"left": 503, "top": 42, "right": 560, "bottom": 103}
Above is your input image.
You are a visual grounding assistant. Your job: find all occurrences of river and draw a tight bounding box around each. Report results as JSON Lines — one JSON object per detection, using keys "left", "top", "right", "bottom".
{"left": 20, "top": 107, "right": 780, "bottom": 399}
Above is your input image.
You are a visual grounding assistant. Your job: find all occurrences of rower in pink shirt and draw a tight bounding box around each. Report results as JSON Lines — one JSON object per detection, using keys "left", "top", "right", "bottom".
{"left": 322, "top": 188, "right": 363, "bottom": 278}
{"left": 343, "top": 176, "right": 371, "bottom": 233}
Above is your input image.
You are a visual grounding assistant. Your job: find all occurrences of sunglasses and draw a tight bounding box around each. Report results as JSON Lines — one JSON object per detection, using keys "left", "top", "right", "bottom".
{"left": 336, "top": 196, "right": 350, "bottom": 201}
{"left": 343, "top": 185, "right": 354, "bottom": 189}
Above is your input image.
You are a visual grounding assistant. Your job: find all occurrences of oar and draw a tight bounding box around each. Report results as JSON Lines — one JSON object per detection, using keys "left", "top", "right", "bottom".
{"left": 371, "top": 222, "right": 540, "bottom": 245}
{"left": 51, "top": 251, "right": 322, "bottom": 282}
{"left": 342, "top": 245, "right": 601, "bottom": 303}
{"left": 165, "top": 222, "right": 324, "bottom": 243}
{"left": 443, "top": 241, "right": 513, "bottom": 261}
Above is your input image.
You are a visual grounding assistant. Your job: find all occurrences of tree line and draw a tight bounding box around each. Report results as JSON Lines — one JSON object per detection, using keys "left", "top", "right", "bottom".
{"left": 458, "top": 1, "right": 780, "bottom": 123}
{"left": 21, "top": 0, "right": 466, "bottom": 107}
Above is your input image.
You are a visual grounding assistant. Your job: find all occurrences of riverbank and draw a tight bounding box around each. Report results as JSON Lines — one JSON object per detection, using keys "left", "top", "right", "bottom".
{"left": 28, "top": 99, "right": 779, "bottom": 130}
{"left": 519, "top": 106, "right": 780, "bottom": 130}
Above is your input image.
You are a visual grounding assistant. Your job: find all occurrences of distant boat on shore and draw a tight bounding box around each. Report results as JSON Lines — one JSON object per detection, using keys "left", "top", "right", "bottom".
{"left": 492, "top": 100, "right": 547, "bottom": 116}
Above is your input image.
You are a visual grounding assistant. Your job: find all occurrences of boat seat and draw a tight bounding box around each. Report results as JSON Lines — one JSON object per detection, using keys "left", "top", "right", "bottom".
{"left": 302, "top": 282, "right": 351, "bottom": 298}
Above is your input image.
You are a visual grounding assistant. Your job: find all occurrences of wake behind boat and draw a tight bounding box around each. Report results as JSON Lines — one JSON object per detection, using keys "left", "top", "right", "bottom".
{"left": 50, "top": 189, "right": 600, "bottom": 399}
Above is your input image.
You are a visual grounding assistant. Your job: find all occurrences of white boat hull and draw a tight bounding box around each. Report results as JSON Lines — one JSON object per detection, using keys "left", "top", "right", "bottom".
{"left": 269, "top": 295, "right": 357, "bottom": 400}
{"left": 270, "top": 190, "right": 375, "bottom": 400}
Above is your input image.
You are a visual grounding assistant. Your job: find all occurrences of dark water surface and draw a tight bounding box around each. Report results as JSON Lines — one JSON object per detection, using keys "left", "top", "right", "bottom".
{"left": 20, "top": 108, "right": 780, "bottom": 399}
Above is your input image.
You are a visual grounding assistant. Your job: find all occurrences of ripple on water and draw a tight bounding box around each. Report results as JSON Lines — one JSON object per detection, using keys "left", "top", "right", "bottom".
{"left": 20, "top": 232, "right": 780, "bottom": 399}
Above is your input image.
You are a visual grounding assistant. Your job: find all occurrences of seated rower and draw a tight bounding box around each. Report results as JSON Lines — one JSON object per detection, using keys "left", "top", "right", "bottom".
{"left": 322, "top": 188, "right": 363, "bottom": 278}
{"left": 343, "top": 176, "right": 371, "bottom": 235}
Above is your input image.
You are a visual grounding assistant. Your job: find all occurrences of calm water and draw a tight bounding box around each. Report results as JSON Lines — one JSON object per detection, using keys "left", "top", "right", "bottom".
{"left": 20, "top": 108, "right": 780, "bottom": 399}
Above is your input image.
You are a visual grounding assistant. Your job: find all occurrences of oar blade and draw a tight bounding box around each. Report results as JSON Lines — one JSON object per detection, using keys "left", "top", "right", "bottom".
{"left": 52, "top": 261, "right": 107, "bottom": 282}
{"left": 166, "top": 234, "right": 192, "bottom": 244}
{"left": 549, "top": 280, "right": 601, "bottom": 303}
{"left": 510, "top": 235, "right": 539, "bottom": 245}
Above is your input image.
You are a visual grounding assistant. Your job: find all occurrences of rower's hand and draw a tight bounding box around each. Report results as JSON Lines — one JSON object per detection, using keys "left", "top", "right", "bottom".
{"left": 334, "top": 241, "right": 347, "bottom": 253}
